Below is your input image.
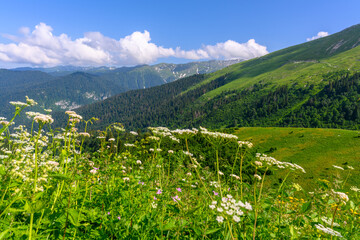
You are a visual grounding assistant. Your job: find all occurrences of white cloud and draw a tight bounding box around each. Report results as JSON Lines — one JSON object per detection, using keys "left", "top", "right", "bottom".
{"left": 306, "top": 31, "right": 329, "bottom": 41}
{"left": 0, "top": 23, "right": 268, "bottom": 67}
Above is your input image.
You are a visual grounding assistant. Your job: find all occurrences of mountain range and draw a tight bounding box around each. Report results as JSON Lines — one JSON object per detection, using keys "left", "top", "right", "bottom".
{"left": 0, "top": 59, "right": 242, "bottom": 120}
{"left": 53, "top": 24, "right": 360, "bottom": 130}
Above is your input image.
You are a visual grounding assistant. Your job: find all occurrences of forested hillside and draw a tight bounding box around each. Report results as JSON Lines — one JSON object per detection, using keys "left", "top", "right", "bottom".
{"left": 62, "top": 24, "right": 360, "bottom": 130}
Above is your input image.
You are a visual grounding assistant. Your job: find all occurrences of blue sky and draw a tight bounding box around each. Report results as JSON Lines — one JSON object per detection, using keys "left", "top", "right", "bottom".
{"left": 0, "top": 0, "right": 359, "bottom": 68}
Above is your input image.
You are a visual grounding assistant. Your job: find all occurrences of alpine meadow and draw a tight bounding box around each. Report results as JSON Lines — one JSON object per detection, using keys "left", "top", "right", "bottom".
{"left": 1, "top": 18, "right": 360, "bottom": 240}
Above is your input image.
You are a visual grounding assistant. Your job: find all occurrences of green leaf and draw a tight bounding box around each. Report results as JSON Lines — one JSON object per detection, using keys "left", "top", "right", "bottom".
{"left": 133, "top": 224, "right": 140, "bottom": 231}
{"left": 350, "top": 200, "right": 355, "bottom": 210}
{"left": 67, "top": 208, "right": 80, "bottom": 227}
{"left": 162, "top": 219, "right": 176, "bottom": 231}
{"left": 49, "top": 173, "right": 72, "bottom": 182}
{"left": 0, "top": 165, "right": 5, "bottom": 175}
{"left": 33, "top": 200, "right": 46, "bottom": 213}
{"left": 301, "top": 201, "right": 312, "bottom": 213}
{"left": 0, "top": 229, "right": 11, "bottom": 239}
{"left": 205, "top": 228, "right": 221, "bottom": 235}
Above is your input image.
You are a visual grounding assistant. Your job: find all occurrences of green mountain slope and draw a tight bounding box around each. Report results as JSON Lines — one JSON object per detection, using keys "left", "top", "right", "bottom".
{"left": 65, "top": 24, "right": 360, "bottom": 130}
{"left": 232, "top": 127, "right": 360, "bottom": 190}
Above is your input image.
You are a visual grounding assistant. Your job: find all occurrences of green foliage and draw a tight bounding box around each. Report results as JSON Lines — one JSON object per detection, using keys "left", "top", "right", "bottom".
{"left": 1, "top": 104, "right": 360, "bottom": 239}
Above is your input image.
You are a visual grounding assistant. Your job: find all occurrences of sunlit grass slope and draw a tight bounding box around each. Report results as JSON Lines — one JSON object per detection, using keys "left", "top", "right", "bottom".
{"left": 234, "top": 127, "right": 360, "bottom": 189}
{"left": 183, "top": 24, "right": 360, "bottom": 101}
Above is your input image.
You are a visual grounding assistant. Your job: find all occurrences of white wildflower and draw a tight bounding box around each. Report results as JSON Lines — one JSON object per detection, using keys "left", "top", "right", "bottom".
{"left": 315, "top": 224, "right": 342, "bottom": 237}
{"left": 331, "top": 189, "right": 349, "bottom": 205}
{"left": 254, "top": 161, "right": 262, "bottom": 166}
{"left": 333, "top": 165, "right": 344, "bottom": 170}
{"left": 34, "top": 114, "right": 54, "bottom": 124}
{"left": 254, "top": 174, "right": 262, "bottom": 181}
{"left": 79, "top": 132, "right": 90, "bottom": 137}
{"left": 230, "top": 174, "right": 240, "bottom": 180}
{"left": 216, "top": 216, "right": 224, "bottom": 223}
{"left": 124, "top": 143, "right": 135, "bottom": 147}
{"left": 238, "top": 141, "right": 253, "bottom": 148}
{"left": 10, "top": 101, "right": 28, "bottom": 107}
{"left": 233, "top": 215, "right": 241, "bottom": 222}
{"left": 321, "top": 216, "right": 340, "bottom": 227}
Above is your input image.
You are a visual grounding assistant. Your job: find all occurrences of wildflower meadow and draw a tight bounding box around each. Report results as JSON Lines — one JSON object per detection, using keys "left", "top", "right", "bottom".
{"left": 0, "top": 98, "right": 359, "bottom": 239}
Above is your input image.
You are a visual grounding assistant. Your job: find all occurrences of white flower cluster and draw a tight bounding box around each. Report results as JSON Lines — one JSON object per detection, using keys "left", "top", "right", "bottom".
{"left": 200, "top": 126, "right": 238, "bottom": 140}
{"left": 256, "top": 153, "right": 306, "bottom": 173}
{"left": 210, "top": 181, "right": 220, "bottom": 188}
{"left": 124, "top": 143, "right": 135, "bottom": 147}
{"left": 333, "top": 165, "right": 344, "bottom": 170}
{"left": 148, "top": 127, "right": 181, "bottom": 142}
{"left": 315, "top": 224, "right": 343, "bottom": 238}
{"left": 34, "top": 114, "right": 54, "bottom": 124}
{"left": 209, "top": 195, "right": 252, "bottom": 224}
{"left": 321, "top": 216, "right": 340, "bottom": 227}
{"left": 79, "top": 132, "right": 90, "bottom": 137}
{"left": 10, "top": 101, "right": 29, "bottom": 107}
{"left": 3, "top": 127, "right": 60, "bottom": 192}
{"left": 147, "top": 136, "right": 160, "bottom": 141}
{"left": 26, "top": 111, "right": 42, "bottom": 119}
{"left": 238, "top": 141, "right": 253, "bottom": 148}
{"left": 350, "top": 186, "right": 360, "bottom": 192}
{"left": 230, "top": 174, "right": 240, "bottom": 180}
{"left": 171, "top": 128, "right": 198, "bottom": 135}
{"left": 25, "top": 96, "right": 37, "bottom": 106}
{"left": 331, "top": 189, "right": 349, "bottom": 205}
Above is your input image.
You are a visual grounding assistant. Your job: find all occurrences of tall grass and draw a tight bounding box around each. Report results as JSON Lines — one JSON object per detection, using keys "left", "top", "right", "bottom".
{"left": 0, "top": 98, "right": 359, "bottom": 239}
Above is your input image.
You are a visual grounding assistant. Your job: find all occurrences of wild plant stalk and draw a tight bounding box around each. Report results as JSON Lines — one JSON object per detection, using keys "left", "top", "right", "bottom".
{"left": 258, "top": 167, "right": 268, "bottom": 202}
{"left": 29, "top": 124, "right": 43, "bottom": 240}
{"left": 252, "top": 169, "right": 258, "bottom": 240}
{"left": 278, "top": 170, "right": 291, "bottom": 193}
{"left": 215, "top": 148, "right": 223, "bottom": 198}
{"left": 330, "top": 203, "right": 340, "bottom": 240}
{"left": 184, "top": 138, "right": 213, "bottom": 200}
{"left": 239, "top": 152, "right": 245, "bottom": 200}
{"left": 73, "top": 180, "right": 89, "bottom": 240}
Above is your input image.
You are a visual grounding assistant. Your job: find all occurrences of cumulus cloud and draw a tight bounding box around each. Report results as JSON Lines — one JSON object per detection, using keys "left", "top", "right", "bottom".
{"left": 306, "top": 31, "right": 329, "bottom": 41}
{"left": 0, "top": 23, "right": 268, "bottom": 67}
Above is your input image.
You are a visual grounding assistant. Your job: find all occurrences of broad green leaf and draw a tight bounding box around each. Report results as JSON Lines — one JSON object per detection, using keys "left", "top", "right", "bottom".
{"left": 67, "top": 208, "right": 80, "bottom": 227}
{"left": 49, "top": 173, "right": 71, "bottom": 182}
{"left": 0, "top": 228, "right": 11, "bottom": 239}
{"left": 301, "top": 201, "right": 311, "bottom": 213}
{"left": 162, "top": 219, "right": 176, "bottom": 231}
{"left": 205, "top": 228, "right": 221, "bottom": 235}
{"left": 0, "top": 165, "right": 5, "bottom": 175}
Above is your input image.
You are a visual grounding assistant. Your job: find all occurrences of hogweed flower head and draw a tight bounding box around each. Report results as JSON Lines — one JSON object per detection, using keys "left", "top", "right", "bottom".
{"left": 216, "top": 216, "right": 224, "bottom": 223}
{"left": 34, "top": 114, "right": 54, "bottom": 124}
{"left": 333, "top": 165, "right": 344, "bottom": 170}
{"left": 315, "top": 224, "right": 343, "bottom": 237}
{"left": 331, "top": 189, "right": 349, "bottom": 205}
{"left": 238, "top": 141, "right": 253, "bottom": 148}
{"left": 25, "top": 96, "right": 37, "bottom": 106}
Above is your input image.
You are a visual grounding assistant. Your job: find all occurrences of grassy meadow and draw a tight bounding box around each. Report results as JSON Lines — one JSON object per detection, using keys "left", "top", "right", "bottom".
{"left": 233, "top": 127, "right": 360, "bottom": 190}
{"left": 0, "top": 99, "right": 359, "bottom": 239}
